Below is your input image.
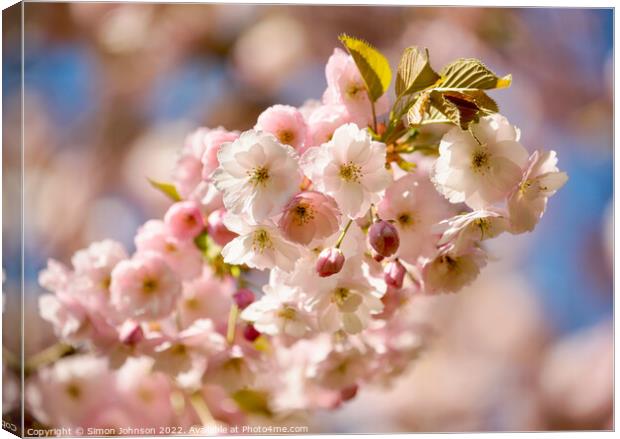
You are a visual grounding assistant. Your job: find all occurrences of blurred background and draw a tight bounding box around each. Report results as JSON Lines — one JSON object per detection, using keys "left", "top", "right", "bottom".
{"left": 2, "top": 3, "right": 613, "bottom": 432}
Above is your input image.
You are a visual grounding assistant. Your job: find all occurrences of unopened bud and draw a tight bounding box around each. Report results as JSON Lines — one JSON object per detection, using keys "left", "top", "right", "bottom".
{"left": 384, "top": 259, "right": 406, "bottom": 289}
{"left": 164, "top": 201, "right": 204, "bottom": 240}
{"left": 368, "top": 220, "right": 400, "bottom": 257}
{"left": 207, "top": 208, "right": 237, "bottom": 246}
{"left": 243, "top": 324, "right": 261, "bottom": 342}
{"left": 233, "top": 288, "right": 255, "bottom": 310}
{"left": 119, "top": 321, "right": 144, "bottom": 345}
{"left": 372, "top": 251, "right": 385, "bottom": 263}
{"left": 316, "top": 247, "right": 345, "bottom": 277}
{"left": 341, "top": 384, "right": 359, "bottom": 402}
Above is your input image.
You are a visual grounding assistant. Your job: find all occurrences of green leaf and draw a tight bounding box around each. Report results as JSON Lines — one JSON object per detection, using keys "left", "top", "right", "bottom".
{"left": 339, "top": 34, "right": 392, "bottom": 102}
{"left": 232, "top": 389, "right": 272, "bottom": 417}
{"left": 437, "top": 58, "right": 511, "bottom": 91}
{"left": 407, "top": 91, "right": 432, "bottom": 125}
{"left": 408, "top": 90, "right": 499, "bottom": 129}
{"left": 148, "top": 178, "right": 181, "bottom": 202}
{"left": 433, "top": 91, "right": 480, "bottom": 129}
{"left": 395, "top": 46, "right": 440, "bottom": 96}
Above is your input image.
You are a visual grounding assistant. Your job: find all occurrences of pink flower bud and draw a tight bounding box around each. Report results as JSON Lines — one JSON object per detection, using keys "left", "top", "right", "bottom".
{"left": 315, "top": 247, "right": 345, "bottom": 277}
{"left": 372, "top": 251, "right": 385, "bottom": 263}
{"left": 368, "top": 220, "right": 400, "bottom": 257}
{"left": 164, "top": 201, "right": 204, "bottom": 240}
{"left": 119, "top": 321, "right": 144, "bottom": 345}
{"left": 243, "top": 324, "right": 261, "bottom": 342}
{"left": 206, "top": 208, "right": 237, "bottom": 246}
{"left": 384, "top": 259, "right": 406, "bottom": 289}
{"left": 233, "top": 288, "right": 255, "bottom": 310}
{"left": 340, "top": 384, "right": 359, "bottom": 402}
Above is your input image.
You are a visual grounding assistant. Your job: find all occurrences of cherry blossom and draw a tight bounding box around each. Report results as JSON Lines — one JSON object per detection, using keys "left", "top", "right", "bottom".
{"left": 255, "top": 104, "right": 309, "bottom": 152}
{"left": 110, "top": 251, "right": 181, "bottom": 321}
{"left": 432, "top": 114, "right": 529, "bottom": 209}
{"left": 508, "top": 150, "right": 568, "bottom": 233}
{"left": 301, "top": 123, "right": 391, "bottom": 218}
{"left": 213, "top": 130, "right": 301, "bottom": 222}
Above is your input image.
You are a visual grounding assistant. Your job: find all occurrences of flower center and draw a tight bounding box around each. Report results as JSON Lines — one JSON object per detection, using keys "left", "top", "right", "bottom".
{"left": 277, "top": 129, "right": 295, "bottom": 145}
{"left": 471, "top": 148, "right": 491, "bottom": 173}
{"left": 65, "top": 382, "right": 81, "bottom": 400}
{"left": 346, "top": 82, "right": 365, "bottom": 100}
{"left": 101, "top": 275, "right": 111, "bottom": 291}
{"left": 439, "top": 255, "right": 458, "bottom": 271}
{"left": 397, "top": 212, "right": 414, "bottom": 228}
{"left": 170, "top": 343, "right": 187, "bottom": 356}
{"left": 165, "top": 242, "right": 177, "bottom": 253}
{"left": 277, "top": 306, "right": 297, "bottom": 320}
{"left": 339, "top": 161, "right": 362, "bottom": 183}
{"left": 292, "top": 202, "right": 315, "bottom": 226}
{"left": 142, "top": 278, "right": 158, "bottom": 294}
{"left": 184, "top": 214, "right": 197, "bottom": 226}
{"left": 252, "top": 229, "right": 273, "bottom": 253}
{"left": 519, "top": 179, "right": 533, "bottom": 194}
{"left": 331, "top": 287, "right": 351, "bottom": 306}
{"left": 473, "top": 218, "right": 490, "bottom": 239}
{"left": 248, "top": 166, "right": 270, "bottom": 187}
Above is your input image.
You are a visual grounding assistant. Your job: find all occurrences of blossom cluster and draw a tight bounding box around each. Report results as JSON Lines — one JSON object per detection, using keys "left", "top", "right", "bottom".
{"left": 31, "top": 42, "right": 567, "bottom": 430}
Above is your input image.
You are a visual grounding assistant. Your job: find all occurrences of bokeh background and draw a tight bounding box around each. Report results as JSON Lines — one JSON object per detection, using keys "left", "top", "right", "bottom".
{"left": 3, "top": 3, "right": 613, "bottom": 432}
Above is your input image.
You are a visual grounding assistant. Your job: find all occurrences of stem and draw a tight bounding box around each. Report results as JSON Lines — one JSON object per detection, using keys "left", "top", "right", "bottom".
{"left": 226, "top": 304, "right": 239, "bottom": 344}
{"left": 335, "top": 219, "right": 353, "bottom": 249}
{"left": 469, "top": 127, "right": 483, "bottom": 145}
{"left": 369, "top": 204, "right": 379, "bottom": 222}
{"left": 370, "top": 99, "right": 377, "bottom": 133}
{"left": 189, "top": 391, "right": 216, "bottom": 426}
{"left": 25, "top": 342, "right": 75, "bottom": 374}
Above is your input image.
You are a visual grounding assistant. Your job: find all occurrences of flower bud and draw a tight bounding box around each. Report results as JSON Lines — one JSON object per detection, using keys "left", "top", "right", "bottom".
{"left": 207, "top": 208, "right": 237, "bottom": 246}
{"left": 243, "top": 324, "right": 261, "bottom": 342}
{"left": 384, "top": 259, "right": 406, "bottom": 289}
{"left": 372, "top": 251, "right": 385, "bottom": 263}
{"left": 233, "top": 288, "right": 255, "bottom": 310}
{"left": 368, "top": 220, "right": 400, "bottom": 257}
{"left": 119, "top": 321, "right": 144, "bottom": 346}
{"left": 315, "top": 247, "right": 345, "bottom": 277}
{"left": 164, "top": 201, "right": 204, "bottom": 240}
{"left": 340, "top": 384, "right": 359, "bottom": 402}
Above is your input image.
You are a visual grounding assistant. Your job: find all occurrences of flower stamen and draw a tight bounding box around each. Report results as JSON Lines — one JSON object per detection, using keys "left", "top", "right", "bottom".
{"left": 248, "top": 166, "right": 270, "bottom": 187}
{"left": 339, "top": 162, "right": 362, "bottom": 183}
{"left": 252, "top": 229, "right": 273, "bottom": 253}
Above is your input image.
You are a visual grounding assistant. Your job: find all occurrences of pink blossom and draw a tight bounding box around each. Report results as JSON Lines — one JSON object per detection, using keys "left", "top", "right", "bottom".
{"left": 177, "top": 266, "right": 236, "bottom": 328}
{"left": 146, "top": 319, "right": 226, "bottom": 390}
{"left": 26, "top": 355, "right": 116, "bottom": 428}
{"left": 197, "top": 128, "right": 241, "bottom": 179}
{"left": 322, "top": 48, "right": 389, "bottom": 127}
{"left": 508, "top": 149, "right": 568, "bottom": 234}
{"left": 377, "top": 173, "right": 453, "bottom": 264}
{"left": 172, "top": 127, "right": 238, "bottom": 204}
{"left": 164, "top": 201, "right": 204, "bottom": 240}
{"left": 278, "top": 191, "right": 341, "bottom": 245}
{"left": 305, "top": 103, "right": 351, "bottom": 147}
{"left": 135, "top": 220, "right": 202, "bottom": 280}
{"left": 110, "top": 252, "right": 182, "bottom": 321}
{"left": 421, "top": 246, "right": 487, "bottom": 294}
{"left": 255, "top": 104, "right": 309, "bottom": 152}
{"left": 206, "top": 208, "right": 237, "bottom": 246}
